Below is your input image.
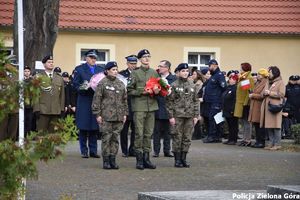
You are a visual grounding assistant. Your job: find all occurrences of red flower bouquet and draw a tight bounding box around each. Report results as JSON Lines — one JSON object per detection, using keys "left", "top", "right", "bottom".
{"left": 144, "top": 77, "right": 171, "bottom": 97}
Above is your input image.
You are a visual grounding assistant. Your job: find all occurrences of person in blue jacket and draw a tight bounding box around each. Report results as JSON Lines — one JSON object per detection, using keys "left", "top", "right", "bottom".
{"left": 72, "top": 49, "right": 104, "bottom": 158}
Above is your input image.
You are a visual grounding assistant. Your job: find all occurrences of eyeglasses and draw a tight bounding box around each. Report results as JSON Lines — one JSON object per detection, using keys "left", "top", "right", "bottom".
{"left": 158, "top": 65, "right": 168, "bottom": 68}
{"left": 142, "top": 55, "right": 151, "bottom": 58}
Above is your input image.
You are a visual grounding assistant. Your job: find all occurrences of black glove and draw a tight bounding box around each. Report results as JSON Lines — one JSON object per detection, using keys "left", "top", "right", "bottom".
{"left": 34, "top": 111, "right": 40, "bottom": 119}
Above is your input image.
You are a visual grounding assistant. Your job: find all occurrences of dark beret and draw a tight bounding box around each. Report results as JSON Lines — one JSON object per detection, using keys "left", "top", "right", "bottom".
{"left": 137, "top": 49, "right": 150, "bottom": 59}
{"left": 62, "top": 72, "right": 69, "bottom": 77}
{"left": 42, "top": 55, "right": 53, "bottom": 64}
{"left": 177, "top": 63, "right": 189, "bottom": 71}
{"left": 289, "top": 75, "right": 300, "bottom": 81}
{"left": 54, "top": 67, "right": 62, "bottom": 73}
{"left": 105, "top": 61, "right": 118, "bottom": 70}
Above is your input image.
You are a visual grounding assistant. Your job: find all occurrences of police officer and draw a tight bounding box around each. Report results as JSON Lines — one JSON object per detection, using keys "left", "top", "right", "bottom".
{"left": 119, "top": 55, "right": 138, "bottom": 157}
{"left": 92, "top": 61, "right": 128, "bottom": 169}
{"left": 153, "top": 60, "right": 176, "bottom": 157}
{"left": 127, "top": 49, "right": 159, "bottom": 170}
{"left": 285, "top": 75, "right": 300, "bottom": 125}
{"left": 73, "top": 49, "right": 103, "bottom": 158}
{"left": 33, "top": 55, "right": 65, "bottom": 133}
{"left": 202, "top": 59, "right": 227, "bottom": 143}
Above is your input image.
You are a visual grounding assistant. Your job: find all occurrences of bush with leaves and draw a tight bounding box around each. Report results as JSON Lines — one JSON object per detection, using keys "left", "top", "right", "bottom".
{"left": 0, "top": 115, "right": 78, "bottom": 199}
{"left": 291, "top": 123, "right": 300, "bottom": 144}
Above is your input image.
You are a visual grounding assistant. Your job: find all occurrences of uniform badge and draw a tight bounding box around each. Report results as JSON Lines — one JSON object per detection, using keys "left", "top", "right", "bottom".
{"left": 116, "top": 90, "right": 120, "bottom": 93}
{"left": 191, "top": 88, "right": 194, "bottom": 92}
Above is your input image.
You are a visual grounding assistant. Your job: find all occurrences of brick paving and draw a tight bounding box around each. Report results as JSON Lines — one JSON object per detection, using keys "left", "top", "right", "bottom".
{"left": 26, "top": 140, "right": 300, "bottom": 200}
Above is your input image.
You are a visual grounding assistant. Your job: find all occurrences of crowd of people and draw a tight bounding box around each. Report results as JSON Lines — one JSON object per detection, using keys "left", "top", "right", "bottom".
{"left": 1, "top": 48, "right": 300, "bottom": 170}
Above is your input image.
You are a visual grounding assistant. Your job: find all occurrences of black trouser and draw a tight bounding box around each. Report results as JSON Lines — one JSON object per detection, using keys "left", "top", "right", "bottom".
{"left": 24, "top": 107, "right": 33, "bottom": 137}
{"left": 120, "top": 119, "right": 135, "bottom": 155}
{"left": 153, "top": 119, "right": 171, "bottom": 154}
{"left": 253, "top": 122, "right": 265, "bottom": 145}
{"left": 226, "top": 117, "right": 238, "bottom": 142}
{"left": 192, "top": 121, "right": 203, "bottom": 140}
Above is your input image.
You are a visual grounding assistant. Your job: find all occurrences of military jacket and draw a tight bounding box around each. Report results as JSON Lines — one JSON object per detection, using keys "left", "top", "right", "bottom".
{"left": 166, "top": 77, "right": 199, "bottom": 118}
{"left": 33, "top": 71, "right": 65, "bottom": 115}
{"left": 92, "top": 75, "right": 128, "bottom": 122}
{"left": 127, "top": 66, "right": 159, "bottom": 112}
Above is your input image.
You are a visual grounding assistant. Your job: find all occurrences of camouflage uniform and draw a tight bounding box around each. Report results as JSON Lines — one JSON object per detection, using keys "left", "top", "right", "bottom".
{"left": 92, "top": 75, "right": 128, "bottom": 156}
{"left": 166, "top": 77, "right": 199, "bottom": 153}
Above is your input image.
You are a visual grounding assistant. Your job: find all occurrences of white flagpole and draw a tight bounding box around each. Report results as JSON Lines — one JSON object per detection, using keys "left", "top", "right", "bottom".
{"left": 17, "top": 0, "right": 26, "bottom": 199}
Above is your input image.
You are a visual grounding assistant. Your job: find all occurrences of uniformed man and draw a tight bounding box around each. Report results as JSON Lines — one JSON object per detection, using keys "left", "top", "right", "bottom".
{"left": 24, "top": 66, "right": 33, "bottom": 136}
{"left": 127, "top": 49, "right": 159, "bottom": 170}
{"left": 119, "top": 55, "right": 138, "bottom": 157}
{"left": 166, "top": 63, "right": 199, "bottom": 168}
{"left": 285, "top": 75, "right": 300, "bottom": 126}
{"left": 73, "top": 49, "right": 104, "bottom": 158}
{"left": 202, "top": 59, "right": 227, "bottom": 143}
{"left": 153, "top": 60, "right": 176, "bottom": 157}
{"left": 92, "top": 61, "right": 128, "bottom": 169}
{"left": 33, "top": 55, "right": 65, "bottom": 133}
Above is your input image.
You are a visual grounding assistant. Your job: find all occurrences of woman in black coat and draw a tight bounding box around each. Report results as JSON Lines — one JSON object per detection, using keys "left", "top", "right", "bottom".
{"left": 222, "top": 72, "right": 239, "bottom": 145}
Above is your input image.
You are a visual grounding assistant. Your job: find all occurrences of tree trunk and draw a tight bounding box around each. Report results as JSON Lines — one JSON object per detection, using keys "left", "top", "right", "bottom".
{"left": 13, "top": 0, "right": 60, "bottom": 69}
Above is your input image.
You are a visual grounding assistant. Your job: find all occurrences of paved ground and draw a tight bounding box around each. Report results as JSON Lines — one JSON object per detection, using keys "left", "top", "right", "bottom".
{"left": 26, "top": 140, "right": 300, "bottom": 200}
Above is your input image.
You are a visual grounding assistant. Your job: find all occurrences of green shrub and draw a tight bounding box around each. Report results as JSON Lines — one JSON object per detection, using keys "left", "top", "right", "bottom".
{"left": 291, "top": 124, "right": 300, "bottom": 144}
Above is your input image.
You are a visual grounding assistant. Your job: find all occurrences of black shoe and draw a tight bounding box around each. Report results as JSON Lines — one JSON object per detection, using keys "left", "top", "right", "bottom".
{"left": 153, "top": 153, "right": 159, "bottom": 157}
{"left": 181, "top": 152, "right": 190, "bottom": 168}
{"left": 109, "top": 155, "right": 119, "bottom": 170}
{"left": 143, "top": 152, "right": 156, "bottom": 169}
{"left": 174, "top": 152, "right": 183, "bottom": 168}
{"left": 81, "top": 153, "right": 89, "bottom": 158}
{"left": 203, "top": 138, "right": 215, "bottom": 143}
{"left": 103, "top": 156, "right": 111, "bottom": 169}
{"left": 252, "top": 143, "right": 265, "bottom": 148}
{"left": 90, "top": 153, "right": 100, "bottom": 158}
{"left": 136, "top": 152, "right": 144, "bottom": 170}
{"left": 164, "top": 152, "right": 174, "bottom": 157}
{"left": 213, "top": 139, "right": 222, "bottom": 143}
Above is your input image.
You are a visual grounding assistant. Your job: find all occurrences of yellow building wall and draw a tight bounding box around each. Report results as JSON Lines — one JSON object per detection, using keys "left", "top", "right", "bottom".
{"left": 2, "top": 29, "right": 300, "bottom": 82}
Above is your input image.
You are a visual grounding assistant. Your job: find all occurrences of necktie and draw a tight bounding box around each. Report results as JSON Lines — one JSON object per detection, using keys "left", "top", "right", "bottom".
{"left": 49, "top": 73, "right": 52, "bottom": 80}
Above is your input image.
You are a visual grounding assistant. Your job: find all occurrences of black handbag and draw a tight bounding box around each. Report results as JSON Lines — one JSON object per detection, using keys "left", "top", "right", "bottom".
{"left": 268, "top": 97, "right": 286, "bottom": 113}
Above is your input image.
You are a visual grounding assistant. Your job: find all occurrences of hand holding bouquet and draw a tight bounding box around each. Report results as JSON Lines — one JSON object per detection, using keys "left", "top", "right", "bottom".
{"left": 144, "top": 77, "right": 171, "bottom": 97}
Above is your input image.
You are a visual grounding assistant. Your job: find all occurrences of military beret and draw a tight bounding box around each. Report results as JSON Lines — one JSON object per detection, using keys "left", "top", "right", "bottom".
{"left": 177, "top": 63, "right": 189, "bottom": 72}
{"left": 227, "top": 70, "right": 238, "bottom": 77}
{"left": 137, "top": 49, "right": 150, "bottom": 59}
{"left": 62, "top": 72, "right": 69, "bottom": 77}
{"left": 54, "top": 67, "right": 62, "bottom": 73}
{"left": 206, "top": 59, "right": 218, "bottom": 66}
{"left": 125, "top": 55, "right": 138, "bottom": 62}
{"left": 85, "top": 49, "right": 98, "bottom": 58}
{"left": 105, "top": 61, "right": 118, "bottom": 70}
{"left": 42, "top": 55, "right": 53, "bottom": 64}
{"left": 289, "top": 75, "right": 300, "bottom": 81}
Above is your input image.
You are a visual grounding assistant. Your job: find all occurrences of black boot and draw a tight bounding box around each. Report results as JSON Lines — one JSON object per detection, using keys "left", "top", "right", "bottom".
{"left": 103, "top": 156, "right": 111, "bottom": 169}
{"left": 143, "top": 152, "right": 156, "bottom": 169}
{"left": 109, "top": 155, "right": 119, "bottom": 169}
{"left": 174, "top": 152, "right": 183, "bottom": 168}
{"left": 135, "top": 151, "right": 144, "bottom": 170}
{"left": 181, "top": 152, "right": 190, "bottom": 168}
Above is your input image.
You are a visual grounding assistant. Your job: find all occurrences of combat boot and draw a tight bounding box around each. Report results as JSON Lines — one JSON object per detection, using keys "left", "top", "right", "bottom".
{"left": 136, "top": 151, "right": 144, "bottom": 170}
{"left": 143, "top": 152, "right": 156, "bottom": 169}
{"left": 181, "top": 152, "right": 190, "bottom": 168}
{"left": 103, "top": 156, "right": 111, "bottom": 169}
{"left": 109, "top": 155, "right": 119, "bottom": 169}
{"left": 174, "top": 152, "right": 183, "bottom": 168}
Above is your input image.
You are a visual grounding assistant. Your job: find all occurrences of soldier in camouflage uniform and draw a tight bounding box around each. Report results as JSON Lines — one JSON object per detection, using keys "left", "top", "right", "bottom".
{"left": 92, "top": 61, "right": 128, "bottom": 169}
{"left": 166, "top": 63, "right": 199, "bottom": 168}
{"left": 127, "top": 49, "right": 160, "bottom": 170}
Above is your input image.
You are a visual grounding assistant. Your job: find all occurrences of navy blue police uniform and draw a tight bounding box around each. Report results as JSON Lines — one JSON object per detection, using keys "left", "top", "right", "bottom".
{"left": 72, "top": 50, "right": 104, "bottom": 158}
{"left": 203, "top": 60, "right": 227, "bottom": 143}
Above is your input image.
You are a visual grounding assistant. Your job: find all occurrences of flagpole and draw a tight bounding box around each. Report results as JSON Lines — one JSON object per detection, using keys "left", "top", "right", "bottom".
{"left": 17, "top": 0, "right": 26, "bottom": 199}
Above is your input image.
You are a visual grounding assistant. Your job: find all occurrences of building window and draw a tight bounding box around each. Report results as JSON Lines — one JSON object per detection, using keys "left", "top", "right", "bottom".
{"left": 188, "top": 53, "right": 214, "bottom": 70}
{"left": 80, "top": 49, "right": 109, "bottom": 67}
{"left": 184, "top": 47, "right": 220, "bottom": 70}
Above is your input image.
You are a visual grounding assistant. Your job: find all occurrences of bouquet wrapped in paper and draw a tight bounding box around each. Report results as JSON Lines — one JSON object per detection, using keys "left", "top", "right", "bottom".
{"left": 88, "top": 72, "right": 106, "bottom": 91}
{"left": 144, "top": 77, "right": 171, "bottom": 97}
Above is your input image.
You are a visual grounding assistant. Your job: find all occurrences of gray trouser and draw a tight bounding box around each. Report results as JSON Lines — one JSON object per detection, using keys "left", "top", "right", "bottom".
{"left": 240, "top": 118, "right": 251, "bottom": 141}
{"left": 267, "top": 128, "right": 281, "bottom": 146}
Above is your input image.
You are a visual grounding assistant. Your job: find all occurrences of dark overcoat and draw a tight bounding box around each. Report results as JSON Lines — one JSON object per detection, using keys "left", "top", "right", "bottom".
{"left": 73, "top": 63, "right": 104, "bottom": 130}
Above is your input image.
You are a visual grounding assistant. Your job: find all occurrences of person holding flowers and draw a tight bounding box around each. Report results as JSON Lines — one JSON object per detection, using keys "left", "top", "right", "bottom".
{"left": 127, "top": 49, "right": 160, "bottom": 170}
{"left": 166, "top": 63, "right": 199, "bottom": 168}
